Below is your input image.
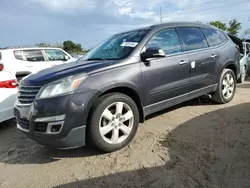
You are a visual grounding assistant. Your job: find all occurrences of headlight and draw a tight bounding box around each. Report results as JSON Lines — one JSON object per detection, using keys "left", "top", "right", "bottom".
{"left": 36, "top": 74, "right": 88, "bottom": 99}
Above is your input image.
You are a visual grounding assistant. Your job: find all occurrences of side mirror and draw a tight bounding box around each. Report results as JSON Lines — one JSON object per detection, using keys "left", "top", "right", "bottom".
{"left": 140, "top": 47, "right": 166, "bottom": 62}
{"left": 63, "top": 55, "right": 70, "bottom": 61}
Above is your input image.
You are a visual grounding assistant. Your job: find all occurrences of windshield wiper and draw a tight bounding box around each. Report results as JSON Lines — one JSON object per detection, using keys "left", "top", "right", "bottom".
{"left": 86, "top": 58, "right": 107, "bottom": 61}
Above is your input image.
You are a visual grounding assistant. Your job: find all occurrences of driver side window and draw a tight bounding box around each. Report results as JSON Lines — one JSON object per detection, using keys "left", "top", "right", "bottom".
{"left": 44, "top": 49, "right": 67, "bottom": 61}
{"left": 145, "top": 29, "right": 182, "bottom": 55}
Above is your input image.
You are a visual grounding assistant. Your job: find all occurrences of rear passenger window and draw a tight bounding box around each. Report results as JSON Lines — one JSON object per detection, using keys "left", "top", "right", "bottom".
{"left": 14, "top": 50, "right": 24, "bottom": 60}
{"left": 176, "top": 27, "right": 208, "bottom": 51}
{"left": 146, "top": 29, "right": 181, "bottom": 55}
{"left": 201, "top": 28, "right": 228, "bottom": 46}
{"left": 23, "top": 50, "right": 45, "bottom": 62}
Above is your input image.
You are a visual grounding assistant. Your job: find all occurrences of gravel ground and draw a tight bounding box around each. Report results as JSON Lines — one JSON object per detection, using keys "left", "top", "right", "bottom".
{"left": 0, "top": 81, "right": 250, "bottom": 188}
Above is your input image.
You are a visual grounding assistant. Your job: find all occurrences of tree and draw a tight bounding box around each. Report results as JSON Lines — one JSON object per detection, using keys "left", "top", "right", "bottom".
{"left": 209, "top": 21, "right": 227, "bottom": 31}
{"left": 227, "top": 19, "right": 241, "bottom": 35}
{"left": 63, "top": 40, "right": 83, "bottom": 54}
{"left": 36, "top": 42, "right": 51, "bottom": 47}
{"left": 242, "top": 28, "right": 250, "bottom": 40}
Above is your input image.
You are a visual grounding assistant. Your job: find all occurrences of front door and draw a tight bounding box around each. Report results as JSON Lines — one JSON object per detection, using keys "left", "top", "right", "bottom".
{"left": 43, "top": 49, "right": 69, "bottom": 67}
{"left": 141, "top": 28, "right": 191, "bottom": 107}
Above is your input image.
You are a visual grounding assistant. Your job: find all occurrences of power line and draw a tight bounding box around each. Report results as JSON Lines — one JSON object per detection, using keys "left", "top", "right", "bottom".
{"left": 162, "top": 0, "right": 250, "bottom": 18}
{"left": 183, "top": 0, "right": 228, "bottom": 9}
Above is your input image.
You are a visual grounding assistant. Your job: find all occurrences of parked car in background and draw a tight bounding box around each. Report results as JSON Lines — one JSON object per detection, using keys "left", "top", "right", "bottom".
{"left": 243, "top": 42, "right": 250, "bottom": 73}
{"left": 0, "top": 61, "right": 17, "bottom": 122}
{"left": 15, "top": 22, "right": 240, "bottom": 152}
{"left": 228, "top": 34, "right": 249, "bottom": 83}
{"left": 0, "top": 47, "right": 76, "bottom": 81}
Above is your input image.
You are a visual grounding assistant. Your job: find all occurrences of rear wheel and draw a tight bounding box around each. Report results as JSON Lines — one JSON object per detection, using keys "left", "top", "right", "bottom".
{"left": 212, "top": 69, "right": 236, "bottom": 104}
{"left": 88, "top": 93, "right": 139, "bottom": 152}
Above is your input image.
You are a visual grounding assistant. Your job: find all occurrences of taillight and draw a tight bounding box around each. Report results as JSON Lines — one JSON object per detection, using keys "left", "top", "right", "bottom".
{"left": 0, "top": 79, "right": 17, "bottom": 88}
{"left": 0, "top": 64, "right": 3, "bottom": 71}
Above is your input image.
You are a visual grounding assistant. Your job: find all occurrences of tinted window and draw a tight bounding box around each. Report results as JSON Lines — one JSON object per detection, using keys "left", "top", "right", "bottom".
{"left": 146, "top": 29, "right": 181, "bottom": 55}
{"left": 45, "top": 49, "right": 67, "bottom": 61}
{"left": 176, "top": 27, "right": 208, "bottom": 51}
{"left": 23, "top": 50, "right": 45, "bottom": 61}
{"left": 201, "top": 28, "right": 228, "bottom": 46}
{"left": 14, "top": 50, "right": 24, "bottom": 60}
{"left": 83, "top": 29, "right": 148, "bottom": 61}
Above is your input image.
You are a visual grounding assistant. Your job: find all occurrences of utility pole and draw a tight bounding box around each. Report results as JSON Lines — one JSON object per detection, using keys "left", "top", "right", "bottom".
{"left": 160, "top": 7, "right": 163, "bottom": 23}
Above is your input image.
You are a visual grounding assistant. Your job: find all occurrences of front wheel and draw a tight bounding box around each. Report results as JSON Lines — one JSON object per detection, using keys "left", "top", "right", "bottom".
{"left": 88, "top": 93, "right": 139, "bottom": 152}
{"left": 212, "top": 69, "right": 236, "bottom": 104}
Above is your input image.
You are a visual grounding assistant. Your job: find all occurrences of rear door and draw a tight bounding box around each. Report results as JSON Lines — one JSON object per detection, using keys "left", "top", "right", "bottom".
{"left": 176, "top": 27, "right": 217, "bottom": 92}
{"left": 14, "top": 49, "right": 48, "bottom": 74}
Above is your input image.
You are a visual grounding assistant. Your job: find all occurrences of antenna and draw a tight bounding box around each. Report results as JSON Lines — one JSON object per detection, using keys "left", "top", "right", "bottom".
{"left": 160, "top": 7, "right": 163, "bottom": 23}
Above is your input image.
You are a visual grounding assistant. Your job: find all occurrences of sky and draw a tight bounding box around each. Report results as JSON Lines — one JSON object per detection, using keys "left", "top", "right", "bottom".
{"left": 1, "top": 0, "right": 250, "bottom": 49}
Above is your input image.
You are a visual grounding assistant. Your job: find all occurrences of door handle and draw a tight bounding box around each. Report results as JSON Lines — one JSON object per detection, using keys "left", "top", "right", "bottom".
{"left": 179, "top": 60, "right": 188, "bottom": 65}
{"left": 211, "top": 54, "right": 217, "bottom": 58}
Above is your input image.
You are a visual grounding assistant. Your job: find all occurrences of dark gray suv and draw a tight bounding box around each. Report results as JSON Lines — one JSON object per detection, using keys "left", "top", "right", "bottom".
{"left": 14, "top": 22, "right": 240, "bottom": 152}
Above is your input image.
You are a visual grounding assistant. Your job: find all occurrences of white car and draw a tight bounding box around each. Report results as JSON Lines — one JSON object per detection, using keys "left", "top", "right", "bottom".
{"left": 0, "top": 64, "right": 17, "bottom": 122}
{"left": 0, "top": 47, "right": 76, "bottom": 81}
{"left": 239, "top": 42, "right": 250, "bottom": 82}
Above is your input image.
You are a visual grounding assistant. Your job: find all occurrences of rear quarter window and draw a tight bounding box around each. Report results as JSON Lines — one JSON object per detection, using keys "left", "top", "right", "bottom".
{"left": 14, "top": 50, "right": 24, "bottom": 60}
{"left": 201, "top": 28, "right": 228, "bottom": 47}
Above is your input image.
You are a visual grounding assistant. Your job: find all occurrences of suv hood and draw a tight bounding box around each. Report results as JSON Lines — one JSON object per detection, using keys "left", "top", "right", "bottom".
{"left": 21, "top": 60, "right": 116, "bottom": 86}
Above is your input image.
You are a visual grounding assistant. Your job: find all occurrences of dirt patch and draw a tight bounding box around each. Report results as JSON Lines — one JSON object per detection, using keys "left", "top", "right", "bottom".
{"left": 1, "top": 82, "right": 250, "bottom": 188}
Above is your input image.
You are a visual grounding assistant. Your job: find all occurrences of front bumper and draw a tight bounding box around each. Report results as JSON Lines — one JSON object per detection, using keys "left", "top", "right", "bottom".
{"left": 14, "top": 92, "right": 93, "bottom": 149}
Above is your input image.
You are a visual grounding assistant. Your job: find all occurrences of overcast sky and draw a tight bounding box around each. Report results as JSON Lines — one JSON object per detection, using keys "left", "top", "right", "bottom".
{"left": 1, "top": 0, "right": 250, "bottom": 49}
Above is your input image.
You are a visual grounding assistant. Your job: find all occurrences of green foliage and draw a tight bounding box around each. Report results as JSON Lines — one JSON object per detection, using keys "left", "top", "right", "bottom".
{"left": 35, "top": 41, "right": 88, "bottom": 55}
{"left": 209, "top": 19, "right": 242, "bottom": 36}
{"left": 242, "top": 28, "right": 250, "bottom": 39}
{"left": 209, "top": 21, "right": 227, "bottom": 31}
{"left": 227, "top": 19, "right": 242, "bottom": 35}
{"left": 63, "top": 40, "right": 83, "bottom": 54}
{"left": 36, "top": 42, "right": 63, "bottom": 49}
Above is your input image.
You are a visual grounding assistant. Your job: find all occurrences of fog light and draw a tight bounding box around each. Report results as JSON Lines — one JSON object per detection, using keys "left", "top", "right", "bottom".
{"left": 50, "top": 124, "right": 62, "bottom": 133}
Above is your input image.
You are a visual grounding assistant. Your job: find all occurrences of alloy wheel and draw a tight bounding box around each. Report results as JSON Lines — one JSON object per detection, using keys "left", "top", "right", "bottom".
{"left": 222, "top": 73, "right": 235, "bottom": 100}
{"left": 99, "top": 102, "right": 134, "bottom": 144}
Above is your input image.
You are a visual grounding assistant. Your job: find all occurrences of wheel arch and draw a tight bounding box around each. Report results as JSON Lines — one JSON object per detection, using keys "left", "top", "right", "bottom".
{"left": 222, "top": 61, "right": 237, "bottom": 78}
{"left": 86, "top": 85, "right": 145, "bottom": 124}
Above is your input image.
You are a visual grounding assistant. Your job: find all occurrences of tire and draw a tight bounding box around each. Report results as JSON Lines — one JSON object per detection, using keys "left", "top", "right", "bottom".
{"left": 88, "top": 93, "right": 139, "bottom": 152}
{"left": 212, "top": 68, "right": 236, "bottom": 104}
{"left": 237, "top": 65, "right": 246, "bottom": 83}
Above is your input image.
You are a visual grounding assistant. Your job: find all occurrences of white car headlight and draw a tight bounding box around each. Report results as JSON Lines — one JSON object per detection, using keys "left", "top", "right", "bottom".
{"left": 36, "top": 74, "right": 88, "bottom": 99}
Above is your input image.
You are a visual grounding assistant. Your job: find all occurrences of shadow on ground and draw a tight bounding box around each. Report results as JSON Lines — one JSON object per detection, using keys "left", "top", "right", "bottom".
{"left": 55, "top": 103, "right": 250, "bottom": 188}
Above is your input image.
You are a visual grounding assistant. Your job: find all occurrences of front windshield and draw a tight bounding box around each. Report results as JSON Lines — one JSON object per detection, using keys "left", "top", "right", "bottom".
{"left": 83, "top": 29, "right": 149, "bottom": 61}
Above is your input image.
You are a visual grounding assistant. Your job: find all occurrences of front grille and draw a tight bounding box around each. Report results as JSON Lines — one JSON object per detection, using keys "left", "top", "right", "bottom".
{"left": 35, "top": 123, "right": 48, "bottom": 133}
{"left": 17, "top": 117, "right": 30, "bottom": 130}
{"left": 18, "top": 86, "right": 41, "bottom": 104}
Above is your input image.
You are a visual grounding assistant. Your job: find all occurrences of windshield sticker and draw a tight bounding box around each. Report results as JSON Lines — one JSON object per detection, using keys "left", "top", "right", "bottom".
{"left": 121, "top": 42, "right": 138, "bottom": 47}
